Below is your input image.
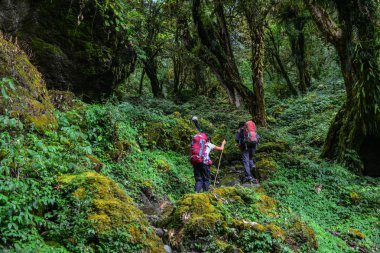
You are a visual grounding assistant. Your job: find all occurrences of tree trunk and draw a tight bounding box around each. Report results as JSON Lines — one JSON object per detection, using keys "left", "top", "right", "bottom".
{"left": 242, "top": 0, "right": 269, "bottom": 126}
{"left": 289, "top": 18, "right": 311, "bottom": 93}
{"left": 268, "top": 30, "right": 297, "bottom": 96}
{"left": 139, "top": 69, "right": 145, "bottom": 95}
{"left": 143, "top": 59, "right": 163, "bottom": 98}
{"left": 193, "top": 63, "right": 204, "bottom": 93}
{"left": 251, "top": 25, "right": 267, "bottom": 126}
{"left": 305, "top": 0, "right": 380, "bottom": 175}
{"left": 189, "top": 0, "right": 258, "bottom": 116}
{"left": 173, "top": 56, "right": 181, "bottom": 94}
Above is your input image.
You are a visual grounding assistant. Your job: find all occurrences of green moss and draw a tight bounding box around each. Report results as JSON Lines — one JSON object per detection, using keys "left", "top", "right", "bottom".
{"left": 286, "top": 220, "right": 318, "bottom": 250}
{"left": 143, "top": 116, "right": 197, "bottom": 153}
{"left": 31, "top": 38, "right": 64, "bottom": 56}
{"left": 58, "top": 172, "right": 165, "bottom": 252}
{"left": 267, "top": 223, "right": 286, "bottom": 241}
{"left": 348, "top": 228, "right": 365, "bottom": 239}
{"left": 49, "top": 90, "right": 76, "bottom": 111}
{"left": 155, "top": 159, "right": 171, "bottom": 172}
{"left": 0, "top": 35, "right": 57, "bottom": 131}
{"left": 257, "top": 193, "right": 278, "bottom": 217}
{"left": 257, "top": 140, "right": 290, "bottom": 153}
{"left": 256, "top": 158, "right": 279, "bottom": 180}
{"left": 213, "top": 187, "right": 246, "bottom": 203}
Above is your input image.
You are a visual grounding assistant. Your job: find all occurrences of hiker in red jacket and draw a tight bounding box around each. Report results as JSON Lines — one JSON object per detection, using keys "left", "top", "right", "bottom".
{"left": 190, "top": 132, "right": 226, "bottom": 193}
{"left": 236, "top": 121, "right": 259, "bottom": 183}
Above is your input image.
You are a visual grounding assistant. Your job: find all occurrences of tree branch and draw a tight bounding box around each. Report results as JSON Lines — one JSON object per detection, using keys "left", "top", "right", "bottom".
{"left": 303, "top": 0, "right": 343, "bottom": 46}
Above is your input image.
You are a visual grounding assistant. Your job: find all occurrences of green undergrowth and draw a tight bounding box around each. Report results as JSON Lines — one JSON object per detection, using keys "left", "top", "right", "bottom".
{"left": 1, "top": 83, "right": 379, "bottom": 252}
{"left": 0, "top": 100, "right": 199, "bottom": 251}
{"left": 260, "top": 86, "right": 380, "bottom": 252}
{"left": 159, "top": 186, "right": 318, "bottom": 252}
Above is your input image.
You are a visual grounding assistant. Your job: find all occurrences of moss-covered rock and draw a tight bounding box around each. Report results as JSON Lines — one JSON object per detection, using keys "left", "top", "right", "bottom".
{"left": 256, "top": 192, "right": 278, "bottom": 217}
{"left": 58, "top": 171, "right": 165, "bottom": 252}
{"left": 0, "top": 0, "right": 137, "bottom": 99}
{"left": 285, "top": 219, "right": 318, "bottom": 250}
{"left": 257, "top": 140, "right": 290, "bottom": 154}
{"left": 256, "top": 157, "right": 279, "bottom": 180}
{"left": 0, "top": 35, "right": 57, "bottom": 131}
{"left": 49, "top": 90, "right": 76, "bottom": 112}
{"left": 155, "top": 159, "right": 171, "bottom": 172}
{"left": 143, "top": 116, "right": 197, "bottom": 153}
{"left": 348, "top": 228, "right": 365, "bottom": 239}
{"left": 160, "top": 187, "right": 318, "bottom": 252}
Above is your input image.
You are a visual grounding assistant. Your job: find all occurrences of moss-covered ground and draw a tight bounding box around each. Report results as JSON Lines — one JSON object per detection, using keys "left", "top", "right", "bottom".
{"left": 0, "top": 80, "right": 379, "bottom": 252}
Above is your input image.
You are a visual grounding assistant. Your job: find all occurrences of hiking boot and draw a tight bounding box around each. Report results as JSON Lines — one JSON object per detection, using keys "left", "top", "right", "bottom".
{"left": 249, "top": 178, "right": 259, "bottom": 184}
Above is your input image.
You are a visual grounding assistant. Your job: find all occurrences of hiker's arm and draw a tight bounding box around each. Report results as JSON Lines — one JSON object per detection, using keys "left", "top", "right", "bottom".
{"left": 214, "top": 140, "right": 226, "bottom": 151}
{"left": 235, "top": 131, "right": 240, "bottom": 143}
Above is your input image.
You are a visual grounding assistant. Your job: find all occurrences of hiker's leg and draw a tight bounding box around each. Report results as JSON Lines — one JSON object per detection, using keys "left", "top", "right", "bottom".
{"left": 249, "top": 147, "right": 255, "bottom": 169}
{"left": 202, "top": 164, "right": 211, "bottom": 191}
{"left": 248, "top": 146, "right": 257, "bottom": 177}
{"left": 242, "top": 149, "right": 253, "bottom": 179}
{"left": 253, "top": 144, "right": 259, "bottom": 179}
{"left": 193, "top": 164, "right": 203, "bottom": 193}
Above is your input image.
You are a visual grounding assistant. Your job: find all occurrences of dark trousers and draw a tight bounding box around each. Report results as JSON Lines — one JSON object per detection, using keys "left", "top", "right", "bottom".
{"left": 193, "top": 163, "right": 211, "bottom": 193}
{"left": 242, "top": 144, "right": 257, "bottom": 179}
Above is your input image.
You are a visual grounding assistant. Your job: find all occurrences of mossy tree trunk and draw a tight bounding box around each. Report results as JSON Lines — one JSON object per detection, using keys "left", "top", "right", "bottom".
{"left": 193, "top": 62, "right": 204, "bottom": 93}
{"left": 139, "top": 69, "right": 145, "bottom": 95}
{"left": 143, "top": 57, "right": 163, "bottom": 98}
{"left": 250, "top": 25, "right": 267, "bottom": 126}
{"left": 242, "top": 0, "right": 270, "bottom": 126}
{"left": 137, "top": 0, "right": 164, "bottom": 98}
{"left": 283, "top": 5, "right": 311, "bottom": 94}
{"left": 289, "top": 17, "right": 311, "bottom": 93}
{"left": 186, "top": 0, "right": 258, "bottom": 117}
{"left": 267, "top": 28, "right": 298, "bottom": 96}
{"left": 305, "top": 0, "right": 380, "bottom": 174}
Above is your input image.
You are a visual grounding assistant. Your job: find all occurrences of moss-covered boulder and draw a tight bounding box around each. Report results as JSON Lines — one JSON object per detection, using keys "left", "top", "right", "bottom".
{"left": 49, "top": 90, "right": 76, "bottom": 112}
{"left": 143, "top": 116, "right": 197, "bottom": 153}
{"left": 257, "top": 140, "right": 290, "bottom": 154}
{"left": 58, "top": 172, "right": 165, "bottom": 252}
{"left": 256, "top": 157, "right": 280, "bottom": 180}
{"left": 0, "top": 35, "right": 56, "bottom": 131}
{"left": 160, "top": 187, "right": 318, "bottom": 252}
{"left": 0, "top": 0, "right": 136, "bottom": 99}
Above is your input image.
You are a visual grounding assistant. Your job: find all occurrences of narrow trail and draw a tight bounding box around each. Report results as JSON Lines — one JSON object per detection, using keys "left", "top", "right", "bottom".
{"left": 139, "top": 155, "right": 260, "bottom": 225}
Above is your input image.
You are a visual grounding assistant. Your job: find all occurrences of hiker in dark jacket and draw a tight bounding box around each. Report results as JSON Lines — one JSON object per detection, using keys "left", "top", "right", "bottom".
{"left": 236, "top": 121, "right": 259, "bottom": 183}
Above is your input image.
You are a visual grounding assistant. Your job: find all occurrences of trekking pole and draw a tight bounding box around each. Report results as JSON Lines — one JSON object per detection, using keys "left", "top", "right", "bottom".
{"left": 213, "top": 148, "right": 224, "bottom": 188}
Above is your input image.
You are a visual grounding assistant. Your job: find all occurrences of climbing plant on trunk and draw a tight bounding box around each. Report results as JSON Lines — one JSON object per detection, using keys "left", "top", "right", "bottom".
{"left": 239, "top": 0, "right": 273, "bottom": 126}
{"left": 304, "top": 0, "right": 380, "bottom": 174}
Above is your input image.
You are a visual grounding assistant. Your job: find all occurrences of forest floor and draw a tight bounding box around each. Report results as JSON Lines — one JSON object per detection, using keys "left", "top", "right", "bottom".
{"left": 1, "top": 81, "right": 379, "bottom": 252}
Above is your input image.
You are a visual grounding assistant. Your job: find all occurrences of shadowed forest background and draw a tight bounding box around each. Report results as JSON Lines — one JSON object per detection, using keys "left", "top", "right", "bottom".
{"left": 0, "top": 0, "right": 379, "bottom": 252}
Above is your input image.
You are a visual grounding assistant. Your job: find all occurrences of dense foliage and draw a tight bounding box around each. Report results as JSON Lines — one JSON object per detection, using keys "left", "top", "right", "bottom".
{"left": 0, "top": 0, "right": 379, "bottom": 252}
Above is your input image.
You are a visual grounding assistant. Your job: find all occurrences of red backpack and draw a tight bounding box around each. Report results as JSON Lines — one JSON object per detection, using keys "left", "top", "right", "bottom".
{"left": 243, "top": 120, "right": 258, "bottom": 145}
{"left": 190, "top": 132, "right": 211, "bottom": 165}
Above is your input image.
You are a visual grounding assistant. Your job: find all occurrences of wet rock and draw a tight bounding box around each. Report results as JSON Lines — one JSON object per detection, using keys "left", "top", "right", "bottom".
{"left": 220, "top": 172, "right": 241, "bottom": 187}
{"left": 147, "top": 215, "right": 160, "bottom": 226}
{"left": 155, "top": 227, "right": 165, "bottom": 238}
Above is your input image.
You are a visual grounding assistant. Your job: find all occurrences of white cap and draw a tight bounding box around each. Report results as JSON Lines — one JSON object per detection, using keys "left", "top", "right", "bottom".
{"left": 192, "top": 116, "right": 198, "bottom": 121}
